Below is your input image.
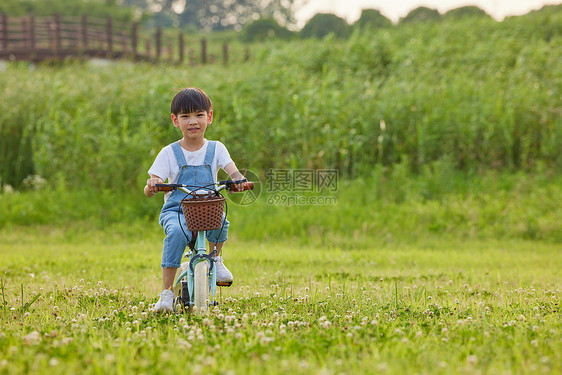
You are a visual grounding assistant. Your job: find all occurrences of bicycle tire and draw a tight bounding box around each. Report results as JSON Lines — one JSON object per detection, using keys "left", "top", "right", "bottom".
{"left": 193, "top": 261, "right": 210, "bottom": 315}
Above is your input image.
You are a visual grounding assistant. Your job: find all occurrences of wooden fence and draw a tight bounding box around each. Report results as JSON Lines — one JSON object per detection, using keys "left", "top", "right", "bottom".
{"left": 0, "top": 14, "right": 246, "bottom": 64}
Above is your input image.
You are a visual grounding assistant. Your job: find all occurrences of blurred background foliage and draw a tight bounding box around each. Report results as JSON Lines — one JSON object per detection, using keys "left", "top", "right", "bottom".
{"left": 0, "top": 2, "right": 560, "bottom": 243}
{"left": 5, "top": 0, "right": 557, "bottom": 35}
{"left": 1, "top": 4, "right": 560, "bottom": 190}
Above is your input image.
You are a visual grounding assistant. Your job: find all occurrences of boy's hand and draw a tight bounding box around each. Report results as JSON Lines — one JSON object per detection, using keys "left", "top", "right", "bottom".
{"left": 229, "top": 180, "right": 253, "bottom": 193}
{"left": 145, "top": 176, "right": 164, "bottom": 197}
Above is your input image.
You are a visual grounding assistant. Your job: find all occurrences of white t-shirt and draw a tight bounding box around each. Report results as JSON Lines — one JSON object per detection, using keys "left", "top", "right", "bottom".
{"left": 148, "top": 139, "right": 233, "bottom": 184}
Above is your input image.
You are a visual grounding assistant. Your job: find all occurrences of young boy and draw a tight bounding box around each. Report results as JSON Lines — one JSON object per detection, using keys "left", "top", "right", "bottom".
{"left": 144, "top": 87, "right": 246, "bottom": 313}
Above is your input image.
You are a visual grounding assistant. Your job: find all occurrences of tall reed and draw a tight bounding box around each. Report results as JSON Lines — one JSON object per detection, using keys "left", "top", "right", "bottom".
{"left": 0, "top": 8, "right": 560, "bottom": 190}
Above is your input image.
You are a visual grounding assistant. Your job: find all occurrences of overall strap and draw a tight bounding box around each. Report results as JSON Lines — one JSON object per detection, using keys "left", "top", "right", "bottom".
{"left": 171, "top": 141, "right": 187, "bottom": 168}
{"left": 203, "top": 140, "right": 216, "bottom": 166}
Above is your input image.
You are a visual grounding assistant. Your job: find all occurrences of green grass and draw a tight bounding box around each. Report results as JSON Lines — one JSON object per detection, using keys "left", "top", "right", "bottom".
{"left": 1, "top": 170, "right": 560, "bottom": 245}
{"left": 0, "top": 7, "right": 560, "bottom": 374}
{"left": 0, "top": 228, "right": 560, "bottom": 374}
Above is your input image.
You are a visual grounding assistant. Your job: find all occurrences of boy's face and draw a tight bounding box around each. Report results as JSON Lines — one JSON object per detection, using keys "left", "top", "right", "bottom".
{"left": 171, "top": 110, "right": 213, "bottom": 140}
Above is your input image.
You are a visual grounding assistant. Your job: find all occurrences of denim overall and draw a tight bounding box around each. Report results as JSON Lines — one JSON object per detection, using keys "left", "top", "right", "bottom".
{"left": 159, "top": 141, "right": 229, "bottom": 268}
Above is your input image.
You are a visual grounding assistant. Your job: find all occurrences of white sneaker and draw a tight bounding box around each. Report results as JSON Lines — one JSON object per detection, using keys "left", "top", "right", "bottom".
{"left": 213, "top": 256, "right": 233, "bottom": 286}
{"left": 153, "top": 289, "right": 174, "bottom": 313}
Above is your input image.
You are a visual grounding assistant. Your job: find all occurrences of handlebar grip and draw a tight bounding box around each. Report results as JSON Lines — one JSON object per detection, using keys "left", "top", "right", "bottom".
{"left": 229, "top": 181, "right": 254, "bottom": 192}
{"left": 155, "top": 183, "right": 175, "bottom": 192}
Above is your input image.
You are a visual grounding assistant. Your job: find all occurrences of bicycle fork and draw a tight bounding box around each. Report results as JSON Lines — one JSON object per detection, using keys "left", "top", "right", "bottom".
{"left": 174, "top": 230, "right": 217, "bottom": 307}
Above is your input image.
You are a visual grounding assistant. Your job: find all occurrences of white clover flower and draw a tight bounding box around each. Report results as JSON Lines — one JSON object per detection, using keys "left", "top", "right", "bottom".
{"left": 531, "top": 340, "right": 539, "bottom": 347}
{"left": 466, "top": 355, "right": 478, "bottom": 365}
{"left": 22, "top": 331, "right": 41, "bottom": 345}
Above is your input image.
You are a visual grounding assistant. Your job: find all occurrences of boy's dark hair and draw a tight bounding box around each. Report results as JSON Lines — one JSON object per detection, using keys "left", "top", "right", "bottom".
{"left": 171, "top": 88, "right": 212, "bottom": 115}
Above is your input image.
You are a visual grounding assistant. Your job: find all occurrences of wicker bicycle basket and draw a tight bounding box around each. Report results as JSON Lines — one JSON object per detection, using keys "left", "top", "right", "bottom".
{"left": 181, "top": 195, "right": 225, "bottom": 231}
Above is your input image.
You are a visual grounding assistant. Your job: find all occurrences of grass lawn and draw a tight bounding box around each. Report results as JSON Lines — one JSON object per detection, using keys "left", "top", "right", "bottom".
{"left": 0, "top": 226, "right": 560, "bottom": 374}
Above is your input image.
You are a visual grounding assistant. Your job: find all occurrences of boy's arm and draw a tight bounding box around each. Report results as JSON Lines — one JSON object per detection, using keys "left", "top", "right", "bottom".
{"left": 224, "top": 162, "right": 245, "bottom": 181}
{"left": 144, "top": 174, "right": 164, "bottom": 197}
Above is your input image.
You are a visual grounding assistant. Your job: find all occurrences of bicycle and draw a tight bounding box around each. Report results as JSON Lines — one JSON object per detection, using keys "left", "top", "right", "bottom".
{"left": 155, "top": 179, "right": 253, "bottom": 315}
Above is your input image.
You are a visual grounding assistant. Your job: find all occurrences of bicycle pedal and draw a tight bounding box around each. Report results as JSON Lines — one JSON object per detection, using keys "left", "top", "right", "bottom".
{"left": 216, "top": 281, "right": 233, "bottom": 287}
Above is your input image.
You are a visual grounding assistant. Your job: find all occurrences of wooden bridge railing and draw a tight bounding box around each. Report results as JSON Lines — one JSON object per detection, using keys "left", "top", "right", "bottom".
{"left": 0, "top": 14, "right": 245, "bottom": 64}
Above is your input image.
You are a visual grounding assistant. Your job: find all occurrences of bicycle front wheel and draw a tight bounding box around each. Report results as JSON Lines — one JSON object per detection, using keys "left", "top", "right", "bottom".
{"left": 193, "top": 261, "right": 210, "bottom": 315}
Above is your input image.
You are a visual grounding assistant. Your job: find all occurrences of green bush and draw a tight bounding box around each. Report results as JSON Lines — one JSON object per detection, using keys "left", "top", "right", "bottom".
{"left": 400, "top": 7, "right": 441, "bottom": 24}
{"left": 300, "top": 13, "right": 350, "bottom": 39}
{"left": 353, "top": 9, "right": 392, "bottom": 30}
{"left": 443, "top": 6, "right": 491, "bottom": 20}
{"left": 0, "top": 0, "right": 135, "bottom": 22}
{"left": 242, "top": 18, "right": 294, "bottom": 42}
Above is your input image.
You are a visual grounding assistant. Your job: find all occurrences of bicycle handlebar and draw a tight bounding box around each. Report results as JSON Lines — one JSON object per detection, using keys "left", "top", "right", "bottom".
{"left": 226, "top": 180, "right": 254, "bottom": 192}
{"left": 154, "top": 183, "right": 182, "bottom": 192}
{"left": 155, "top": 180, "right": 254, "bottom": 194}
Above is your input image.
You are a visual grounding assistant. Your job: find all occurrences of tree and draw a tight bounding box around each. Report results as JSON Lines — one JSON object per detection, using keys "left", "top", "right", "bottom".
{"left": 353, "top": 9, "right": 392, "bottom": 30}
{"left": 443, "top": 6, "right": 491, "bottom": 20}
{"left": 300, "top": 13, "right": 350, "bottom": 39}
{"left": 400, "top": 7, "right": 441, "bottom": 24}
{"left": 159, "top": 0, "right": 301, "bottom": 32}
{"left": 0, "top": 0, "right": 135, "bottom": 22}
{"left": 242, "top": 18, "right": 293, "bottom": 42}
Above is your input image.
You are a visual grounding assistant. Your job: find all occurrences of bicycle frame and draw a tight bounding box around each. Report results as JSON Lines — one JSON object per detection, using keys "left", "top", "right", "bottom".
{"left": 155, "top": 180, "right": 252, "bottom": 312}
{"left": 171, "top": 184, "right": 225, "bottom": 308}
